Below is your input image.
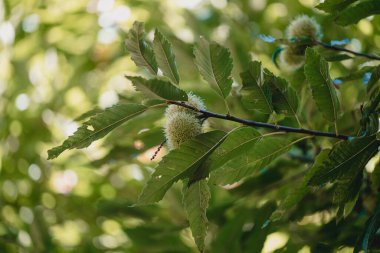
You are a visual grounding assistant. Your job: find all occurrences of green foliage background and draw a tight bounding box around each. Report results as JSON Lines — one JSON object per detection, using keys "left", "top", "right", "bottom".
{"left": 1, "top": 0, "right": 380, "bottom": 252}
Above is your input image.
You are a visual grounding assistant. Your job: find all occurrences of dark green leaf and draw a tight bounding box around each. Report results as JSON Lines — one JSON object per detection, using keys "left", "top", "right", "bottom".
{"left": 153, "top": 29, "right": 180, "bottom": 84}
{"left": 264, "top": 69, "right": 300, "bottom": 124}
{"left": 304, "top": 48, "right": 340, "bottom": 123}
{"left": 137, "top": 130, "right": 227, "bottom": 205}
{"left": 208, "top": 127, "right": 263, "bottom": 172}
{"left": 308, "top": 136, "right": 379, "bottom": 185}
{"left": 125, "top": 21, "right": 158, "bottom": 75}
{"left": 126, "top": 76, "right": 188, "bottom": 101}
{"left": 194, "top": 37, "right": 233, "bottom": 98}
{"left": 316, "top": 0, "right": 358, "bottom": 13}
{"left": 335, "top": 0, "right": 380, "bottom": 26}
{"left": 210, "top": 136, "right": 311, "bottom": 185}
{"left": 240, "top": 61, "right": 273, "bottom": 114}
{"left": 354, "top": 195, "right": 380, "bottom": 253}
{"left": 47, "top": 103, "right": 147, "bottom": 159}
{"left": 183, "top": 179, "right": 210, "bottom": 252}
{"left": 367, "top": 65, "right": 380, "bottom": 99}
{"left": 271, "top": 149, "right": 330, "bottom": 220}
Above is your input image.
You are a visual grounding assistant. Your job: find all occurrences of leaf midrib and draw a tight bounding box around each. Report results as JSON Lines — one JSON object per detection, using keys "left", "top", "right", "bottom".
{"left": 141, "top": 132, "right": 227, "bottom": 202}
{"left": 226, "top": 136, "right": 311, "bottom": 174}
{"left": 135, "top": 28, "right": 156, "bottom": 75}
{"left": 73, "top": 106, "right": 147, "bottom": 149}
{"left": 316, "top": 138, "right": 377, "bottom": 180}
{"left": 155, "top": 31, "right": 178, "bottom": 84}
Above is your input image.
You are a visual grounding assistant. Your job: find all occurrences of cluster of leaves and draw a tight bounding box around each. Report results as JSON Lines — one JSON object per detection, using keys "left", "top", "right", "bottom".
{"left": 48, "top": 7, "right": 380, "bottom": 250}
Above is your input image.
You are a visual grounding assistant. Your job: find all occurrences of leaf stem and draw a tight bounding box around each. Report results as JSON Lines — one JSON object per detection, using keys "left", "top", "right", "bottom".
{"left": 167, "top": 100, "right": 350, "bottom": 140}
{"left": 316, "top": 41, "right": 380, "bottom": 61}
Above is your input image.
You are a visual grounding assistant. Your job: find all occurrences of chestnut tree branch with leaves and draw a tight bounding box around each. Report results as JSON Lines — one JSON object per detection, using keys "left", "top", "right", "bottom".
{"left": 48, "top": 3, "right": 380, "bottom": 252}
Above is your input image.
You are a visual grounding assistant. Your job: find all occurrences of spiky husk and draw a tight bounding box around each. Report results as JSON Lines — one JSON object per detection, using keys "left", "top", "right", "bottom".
{"left": 164, "top": 111, "right": 203, "bottom": 150}
{"left": 286, "top": 15, "right": 321, "bottom": 41}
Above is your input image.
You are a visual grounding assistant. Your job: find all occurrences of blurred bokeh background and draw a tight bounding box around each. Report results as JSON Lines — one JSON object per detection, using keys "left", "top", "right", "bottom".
{"left": 1, "top": 0, "right": 380, "bottom": 252}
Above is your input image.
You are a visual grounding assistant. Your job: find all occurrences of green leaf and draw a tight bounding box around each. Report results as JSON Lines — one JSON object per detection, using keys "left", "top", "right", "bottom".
{"left": 125, "top": 21, "right": 158, "bottom": 75}
{"left": 211, "top": 209, "right": 251, "bottom": 253}
{"left": 335, "top": 0, "right": 380, "bottom": 26}
{"left": 271, "top": 149, "right": 330, "bottom": 221}
{"left": 137, "top": 130, "right": 227, "bottom": 205}
{"left": 194, "top": 37, "right": 233, "bottom": 98}
{"left": 334, "top": 171, "right": 362, "bottom": 221}
{"left": 74, "top": 107, "right": 102, "bottom": 122}
{"left": 304, "top": 48, "right": 340, "bottom": 123}
{"left": 47, "top": 103, "right": 148, "bottom": 159}
{"left": 126, "top": 76, "right": 188, "bottom": 101}
{"left": 316, "top": 0, "right": 358, "bottom": 13}
{"left": 264, "top": 69, "right": 300, "bottom": 124}
{"left": 208, "top": 127, "right": 263, "bottom": 172}
{"left": 367, "top": 65, "right": 380, "bottom": 99}
{"left": 153, "top": 29, "right": 180, "bottom": 85}
{"left": 210, "top": 136, "right": 310, "bottom": 185}
{"left": 354, "top": 195, "right": 380, "bottom": 253}
{"left": 240, "top": 61, "right": 273, "bottom": 114}
{"left": 308, "top": 136, "right": 379, "bottom": 186}
{"left": 183, "top": 179, "right": 210, "bottom": 252}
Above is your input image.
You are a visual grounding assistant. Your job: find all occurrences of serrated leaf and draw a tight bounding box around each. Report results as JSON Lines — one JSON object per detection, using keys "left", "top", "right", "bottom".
{"left": 137, "top": 130, "right": 227, "bottom": 205}
{"left": 264, "top": 69, "right": 300, "bottom": 124}
{"left": 210, "top": 136, "right": 310, "bottom": 185}
{"left": 74, "top": 107, "right": 102, "bottom": 122}
{"left": 48, "top": 104, "right": 148, "bottom": 159}
{"left": 240, "top": 61, "right": 273, "bottom": 114}
{"left": 335, "top": 0, "right": 380, "bottom": 26}
{"left": 304, "top": 48, "right": 340, "bottom": 123}
{"left": 126, "top": 76, "right": 187, "bottom": 101}
{"left": 334, "top": 171, "right": 362, "bottom": 221}
{"left": 316, "top": 0, "right": 358, "bottom": 13}
{"left": 183, "top": 179, "right": 210, "bottom": 252}
{"left": 194, "top": 37, "right": 233, "bottom": 98}
{"left": 153, "top": 29, "right": 180, "bottom": 84}
{"left": 271, "top": 149, "right": 330, "bottom": 221}
{"left": 308, "top": 136, "right": 379, "bottom": 186}
{"left": 208, "top": 127, "right": 263, "bottom": 172}
{"left": 125, "top": 21, "right": 158, "bottom": 75}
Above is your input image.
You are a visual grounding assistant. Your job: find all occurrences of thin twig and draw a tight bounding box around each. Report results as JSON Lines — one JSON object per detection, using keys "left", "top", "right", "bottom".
{"left": 167, "top": 100, "right": 351, "bottom": 140}
{"left": 317, "top": 41, "right": 380, "bottom": 61}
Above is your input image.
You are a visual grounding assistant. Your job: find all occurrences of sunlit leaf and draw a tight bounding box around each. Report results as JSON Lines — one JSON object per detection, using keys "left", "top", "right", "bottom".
{"left": 304, "top": 48, "right": 340, "bottom": 123}
{"left": 125, "top": 21, "right": 158, "bottom": 75}
{"left": 126, "top": 76, "right": 188, "bottom": 101}
{"left": 47, "top": 104, "right": 148, "bottom": 159}
{"left": 153, "top": 29, "right": 180, "bottom": 84}
{"left": 183, "top": 179, "right": 210, "bottom": 252}
{"left": 194, "top": 37, "right": 233, "bottom": 98}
